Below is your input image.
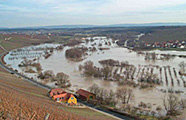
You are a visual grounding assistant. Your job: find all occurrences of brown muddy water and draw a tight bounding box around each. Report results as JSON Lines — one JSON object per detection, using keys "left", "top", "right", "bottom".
{"left": 4, "top": 37, "right": 186, "bottom": 115}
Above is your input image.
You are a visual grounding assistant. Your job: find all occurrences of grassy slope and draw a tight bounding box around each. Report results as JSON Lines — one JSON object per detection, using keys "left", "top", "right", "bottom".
{"left": 0, "top": 71, "right": 115, "bottom": 120}
{"left": 0, "top": 35, "right": 116, "bottom": 120}
{"left": 0, "top": 74, "right": 84, "bottom": 120}
{"left": 50, "top": 35, "right": 73, "bottom": 43}
{"left": 0, "top": 48, "right": 4, "bottom": 54}
{"left": 0, "top": 35, "right": 49, "bottom": 51}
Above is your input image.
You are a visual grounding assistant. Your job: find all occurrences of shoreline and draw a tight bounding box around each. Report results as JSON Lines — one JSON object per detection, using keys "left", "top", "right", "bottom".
{"left": 130, "top": 47, "right": 186, "bottom": 52}
{"left": 128, "top": 47, "right": 186, "bottom": 58}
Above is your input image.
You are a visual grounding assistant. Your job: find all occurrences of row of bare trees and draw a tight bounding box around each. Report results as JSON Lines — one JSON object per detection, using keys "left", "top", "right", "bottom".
{"left": 18, "top": 59, "right": 42, "bottom": 72}
{"left": 144, "top": 52, "right": 175, "bottom": 61}
{"left": 38, "top": 70, "right": 71, "bottom": 88}
{"left": 79, "top": 60, "right": 136, "bottom": 82}
{"left": 9, "top": 44, "right": 64, "bottom": 60}
{"left": 89, "top": 84, "right": 134, "bottom": 106}
{"left": 145, "top": 52, "right": 156, "bottom": 60}
{"left": 137, "top": 64, "right": 186, "bottom": 88}
{"left": 80, "top": 60, "right": 186, "bottom": 89}
{"left": 89, "top": 84, "right": 186, "bottom": 117}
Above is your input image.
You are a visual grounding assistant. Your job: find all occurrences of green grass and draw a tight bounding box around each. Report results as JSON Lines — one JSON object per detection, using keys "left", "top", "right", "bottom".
{"left": 0, "top": 48, "right": 4, "bottom": 54}
{"left": 158, "top": 48, "right": 186, "bottom": 51}
{"left": 50, "top": 35, "right": 73, "bottom": 43}
{"left": 0, "top": 35, "right": 49, "bottom": 51}
{"left": 137, "top": 114, "right": 158, "bottom": 120}
{"left": 59, "top": 107, "right": 114, "bottom": 120}
{"left": 1, "top": 41, "right": 22, "bottom": 50}
{"left": 0, "top": 35, "right": 6, "bottom": 41}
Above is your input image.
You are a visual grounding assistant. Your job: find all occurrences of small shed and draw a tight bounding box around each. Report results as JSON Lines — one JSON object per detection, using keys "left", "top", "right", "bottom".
{"left": 76, "top": 89, "right": 95, "bottom": 101}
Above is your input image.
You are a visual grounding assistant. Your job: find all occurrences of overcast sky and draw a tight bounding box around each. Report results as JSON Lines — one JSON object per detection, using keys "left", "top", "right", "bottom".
{"left": 0, "top": 0, "right": 186, "bottom": 27}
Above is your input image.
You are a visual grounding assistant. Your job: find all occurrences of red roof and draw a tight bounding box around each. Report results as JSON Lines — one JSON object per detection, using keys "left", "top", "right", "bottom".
{"left": 53, "top": 93, "right": 73, "bottom": 100}
{"left": 76, "top": 89, "right": 94, "bottom": 98}
{"left": 49, "top": 88, "right": 66, "bottom": 97}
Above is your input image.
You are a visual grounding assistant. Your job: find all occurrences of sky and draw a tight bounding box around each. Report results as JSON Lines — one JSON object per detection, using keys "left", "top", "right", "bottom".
{"left": 0, "top": 0, "right": 186, "bottom": 28}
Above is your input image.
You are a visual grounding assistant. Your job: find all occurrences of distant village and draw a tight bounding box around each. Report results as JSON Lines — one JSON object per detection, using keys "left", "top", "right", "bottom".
{"left": 144, "top": 40, "right": 186, "bottom": 49}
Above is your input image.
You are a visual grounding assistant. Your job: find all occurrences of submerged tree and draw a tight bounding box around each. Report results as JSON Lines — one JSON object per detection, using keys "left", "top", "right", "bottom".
{"left": 38, "top": 70, "right": 54, "bottom": 80}
{"left": 179, "top": 61, "right": 186, "bottom": 72}
{"left": 116, "top": 87, "right": 134, "bottom": 104}
{"left": 106, "top": 89, "right": 116, "bottom": 106}
{"left": 89, "top": 84, "right": 116, "bottom": 105}
{"left": 83, "top": 61, "right": 96, "bottom": 76}
{"left": 44, "top": 70, "right": 55, "bottom": 79}
{"left": 102, "top": 66, "right": 113, "bottom": 80}
{"left": 89, "top": 84, "right": 101, "bottom": 96}
{"left": 54, "top": 72, "right": 71, "bottom": 88}
{"left": 163, "top": 94, "right": 186, "bottom": 116}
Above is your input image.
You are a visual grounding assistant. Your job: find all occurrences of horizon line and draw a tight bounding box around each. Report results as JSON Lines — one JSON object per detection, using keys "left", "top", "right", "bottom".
{"left": 1, "top": 22, "right": 186, "bottom": 29}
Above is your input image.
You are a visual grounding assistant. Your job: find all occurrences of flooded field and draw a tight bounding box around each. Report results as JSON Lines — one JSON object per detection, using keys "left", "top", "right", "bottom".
{"left": 3, "top": 37, "right": 186, "bottom": 114}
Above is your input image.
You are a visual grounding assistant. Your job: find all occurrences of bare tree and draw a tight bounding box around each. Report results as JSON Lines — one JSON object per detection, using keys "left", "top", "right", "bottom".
{"left": 89, "top": 84, "right": 116, "bottom": 106}
{"left": 163, "top": 94, "right": 186, "bottom": 116}
{"left": 116, "top": 87, "right": 134, "bottom": 104}
{"left": 126, "top": 89, "right": 133, "bottom": 104}
{"left": 38, "top": 70, "right": 54, "bottom": 80}
{"left": 89, "top": 84, "right": 101, "bottom": 96}
{"left": 106, "top": 90, "right": 116, "bottom": 106}
{"left": 102, "top": 66, "right": 112, "bottom": 79}
{"left": 180, "top": 99, "right": 186, "bottom": 109}
{"left": 44, "top": 70, "right": 55, "bottom": 79}
{"left": 78, "top": 64, "right": 83, "bottom": 71}
{"left": 83, "top": 61, "right": 96, "bottom": 76}
{"left": 179, "top": 61, "right": 186, "bottom": 72}
{"left": 54, "top": 72, "right": 71, "bottom": 88}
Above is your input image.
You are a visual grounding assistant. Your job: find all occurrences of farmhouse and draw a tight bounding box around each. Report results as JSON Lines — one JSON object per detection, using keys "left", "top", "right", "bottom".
{"left": 48, "top": 88, "right": 65, "bottom": 97}
{"left": 76, "top": 89, "right": 95, "bottom": 101}
{"left": 48, "top": 88, "right": 77, "bottom": 105}
{"left": 53, "top": 93, "right": 77, "bottom": 105}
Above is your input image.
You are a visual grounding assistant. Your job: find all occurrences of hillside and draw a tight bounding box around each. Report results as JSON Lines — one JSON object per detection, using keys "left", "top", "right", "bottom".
{"left": 0, "top": 70, "right": 117, "bottom": 120}
{"left": 0, "top": 35, "right": 117, "bottom": 120}
{"left": 140, "top": 27, "right": 186, "bottom": 43}
{"left": 3, "top": 22, "right": 186, "bottom": 29}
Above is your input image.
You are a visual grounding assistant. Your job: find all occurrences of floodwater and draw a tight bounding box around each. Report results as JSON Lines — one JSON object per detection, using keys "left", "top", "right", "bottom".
{"left": 4, "top": 37, "right": 186, "bottom": 114}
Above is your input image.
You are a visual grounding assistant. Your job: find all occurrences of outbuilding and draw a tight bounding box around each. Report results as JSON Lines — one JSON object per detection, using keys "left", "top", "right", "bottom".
{"left": 76, "top": 89, "right": 95, "bottom": 101}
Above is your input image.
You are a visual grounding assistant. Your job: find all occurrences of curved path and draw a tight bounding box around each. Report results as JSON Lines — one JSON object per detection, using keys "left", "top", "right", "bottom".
{"left": 0, "top": 53, "right": 134, "bottom": 120}
{"left": 0, "top": 41, "right": 7, "bottom": 52}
